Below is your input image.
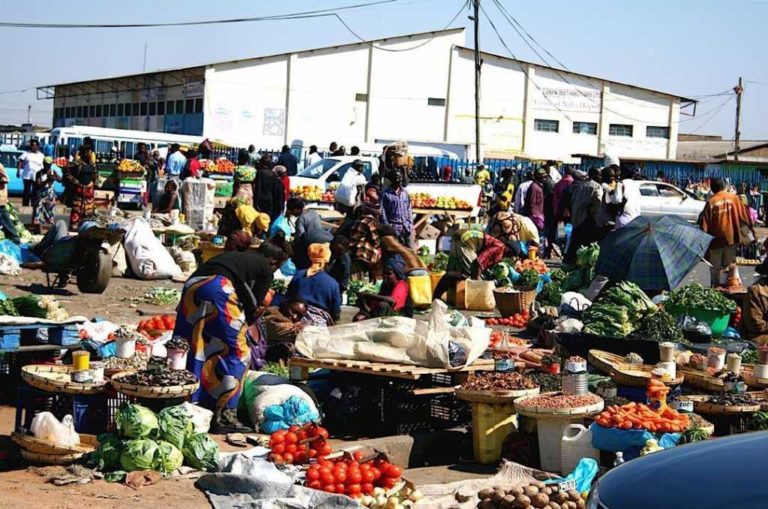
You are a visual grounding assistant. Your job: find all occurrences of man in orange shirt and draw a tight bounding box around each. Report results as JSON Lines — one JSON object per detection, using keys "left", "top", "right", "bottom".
{"left": 698, "top": 178, "right": 755, "bottom": 286}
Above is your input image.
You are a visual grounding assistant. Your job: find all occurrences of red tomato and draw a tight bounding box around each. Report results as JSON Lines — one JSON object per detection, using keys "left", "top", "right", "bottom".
{"left": 320, "top": 471, "right": 335, "bottom": 485}
{"left": 315, "top": 427, "right": 329, "bottom": 439}
{"left": 312, "top": 439, "right": 326, "bottom": 451}
{"left": 347, "top": 470, "right": 362, "bottom": 484}
{"left": 347, "top": 484, "right": 362, "bottom": 495}
{"left": 333, "top": 469, "right": 347, "bottom": 483}
{"left": 352, "top": 450, "right": 364, "bottom": 462}
{"left": 283, "top": 453, "right": 294, "bottom": 464}
{"left": 138, "top": 320, "right": 147, "bottom": 330}
{"left": 270, "top": 453, "right": 283, "bottom": 463}
{"left": 386, "top": 465, "right": 402, "bottom": 478}
{"left": 319, "top": 443, "right": 332, "bottom": 456}
{"left": 294, "top": 451, "right": 306, "bottom": 464}
{"left": 297, "top": 430, "right": 308, "bottom": 442}
{"left": 371, "top": 467, "right": 382, "bottom": 481}
{"left": 307, "top": 469, "right": 320, "bottom": 481}
{"left": 271, "top": 430, "right": 286, "bottom": 443}
{"left": 361, "top": 469, "right": 375, "bottom": 483}
{"left": 382, "top": 477, "right": 397, "bottom": 489}
{"left": 322, "top": 484, "right": 336, "bottom": 494}
{"left": 335, "top": 483, "right": 346, "bottom": 494}
{"left": 308, "top": 448, "right": 318, "bottom": 458}
{"left": 271, "top": 443, "right": 285, "bottom": 455}
{"left": 284, "top": 432, "right": 298, "bottom": 445}
{"left": 308, "top": 480, "right": 322, "bottom": 490}
{"left": 288, "top": 425, "right": 299, "bottom": 432}
{"left": 285, "top": 444, "right": 298, "bottom": 455}
{"left": 162, "top": 315, "right": 174, "bottom": 329}
{"left": 362, "top": 482, "right": 374, "bottom": 495}
{"left": 319, "top": 465, "right": 332, "bottom": 475}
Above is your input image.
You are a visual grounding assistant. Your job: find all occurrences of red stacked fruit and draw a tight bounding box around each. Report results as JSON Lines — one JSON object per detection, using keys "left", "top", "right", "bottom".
{"left": 305, "top": 455, "right": 403, "bottom": 498}
{"left": 268, "top": 424, "right": 332, "bottom": 465}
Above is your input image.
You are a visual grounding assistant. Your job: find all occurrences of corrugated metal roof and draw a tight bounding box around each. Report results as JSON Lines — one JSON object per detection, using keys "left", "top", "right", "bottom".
{"left": 676, "top": 140, "right": 768, "bottom": 161}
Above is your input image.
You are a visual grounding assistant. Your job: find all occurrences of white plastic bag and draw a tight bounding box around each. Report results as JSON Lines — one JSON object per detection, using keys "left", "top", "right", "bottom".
{"left": 30, "top": 412, "right": 79, "bottom": 447}
{"left": 335, "top": 168, "right": 366, "bottom": 207}
{"left": 0, "top": 253, "right": 20, "bottom": 276}
{"left": 182, "top": 402, "right": 213, "bottom": 434}
{"left": 123, "top": 217, "right": 181, "bottom": 279}
{"left": 77, "top": 320, "right": 120, "bottom": 343}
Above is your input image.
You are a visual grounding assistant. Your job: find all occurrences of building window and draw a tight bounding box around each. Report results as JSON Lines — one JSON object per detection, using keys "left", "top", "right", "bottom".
{"left": 109, "top": 104, "right": 116, "bottom": 117}
{"left": 427, "top": 97, "right": 446, "bottom": 106}
{"left": 355, "top": 93, "right": 368, "bottom": 102}
{"left": 95, "top": 105, "right": 102, "bottom": 117}
{"left": 534, "top": 119, "right": 559, "bottom": 133}
{"left": 194, "top": 98, "right": 203, "bottom": 113}
{"left": 185, "top": 99, "right": 194, "bottom": 114}
{"left": 646, "top": 126, "right": 670, "bottom": 139}
{"left": 124, "top": 103, "right": 131, "bottom": 116}
{"left": 149, "top": 102, "right": 156, "bottom": 116}
{"left": 175, "top": 100, "right": 184, "bottom": 113}
{"left": 573, "top": 121, "right": 597, "bottom": 135}
{"left": 157, "top": 101, "right": 165, "bottom": 115}
{"left": 609, "top": 124, "right": 633, "bottom": 137}
{"left": 64, "top": 107, "right": 70, "bottom": 118}
{"left": 132, "top": 103, "right": 139, "bottom": 116}
{"left": 166, "top": 101, "right": 175, "bottom": 115}
{"left": 140, "top": 102, "right": 148, "bottom": 116}
{"left": 117, "top": 104, "right": 124, "bottom": 116}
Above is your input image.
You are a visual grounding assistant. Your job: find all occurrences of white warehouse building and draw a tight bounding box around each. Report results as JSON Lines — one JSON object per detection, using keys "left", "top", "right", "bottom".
{"left": 42, "top": 28, "right": 695, "bottom": 162}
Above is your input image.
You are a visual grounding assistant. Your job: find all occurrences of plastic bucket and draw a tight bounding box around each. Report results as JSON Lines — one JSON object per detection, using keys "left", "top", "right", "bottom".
{"left": 664, "top": 304, "right": 731, "bottom": 338}
{"left": 115, "top": 338, "right": 136, "bottom": 358}
{"left": 167, "top": 348, "right": 188, "bottom": 370}
{"left": 561, "top": 424, "right": 600, "bottom": 474}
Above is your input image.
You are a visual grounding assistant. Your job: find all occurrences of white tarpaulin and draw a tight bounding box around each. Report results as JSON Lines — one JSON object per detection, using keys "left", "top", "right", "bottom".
{"left": 295, "top": 300, "right": 489, "bottom": 369}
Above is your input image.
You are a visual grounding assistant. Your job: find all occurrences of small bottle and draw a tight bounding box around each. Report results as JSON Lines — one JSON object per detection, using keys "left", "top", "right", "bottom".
{"left": 613, "top": 452, "right": 625, "bottom": 467}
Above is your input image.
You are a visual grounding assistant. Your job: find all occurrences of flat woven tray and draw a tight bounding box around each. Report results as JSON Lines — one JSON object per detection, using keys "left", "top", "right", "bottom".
{"left": 11, "top": 432, "right": 98, "bottom": 456}
{"left": 681, "top": 394, "right": 762, "bottom": 415}
{"left": 20, "top": 448, "right": 88, "bottom": 465}
{"left": 455, "top": 387, "right": 539, "bottom": 404}
{"left": 588, "top": 350, "right": 684, "bottom": 388}
{"left": 742, "top": 366, "right": 768, "bottom": 389}
{"left": 21, "top": 365, "right": 108, "bottom": 395}
{"left": 110, "top": 371, "right": 198, "bottom": 399}
{"left": 678, "top": 366, "right": 725, "bottom": 392}
{"left": 513, "top": 392, "right": 604, "bottom": 418}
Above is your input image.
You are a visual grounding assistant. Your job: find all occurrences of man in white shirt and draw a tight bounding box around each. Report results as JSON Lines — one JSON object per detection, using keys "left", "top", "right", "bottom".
{"left": 546, "top": 161, "right": 562, "bottom": 184}
{"left": 306, "top": 145, "right": 322, "bottom": 167}
{"left": 17, "top": 139, "right": 44, "bottom": 207}
{"left": 616, "top": 167, "right": 642, "bottom": 228}
{"left": 514, "top": 170, "right": 534, "bottom": 213}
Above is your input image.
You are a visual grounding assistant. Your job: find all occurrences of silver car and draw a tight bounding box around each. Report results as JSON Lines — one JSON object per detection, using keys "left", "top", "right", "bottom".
{"left": 635, "top": 180, "right": 705, "bottom": 222}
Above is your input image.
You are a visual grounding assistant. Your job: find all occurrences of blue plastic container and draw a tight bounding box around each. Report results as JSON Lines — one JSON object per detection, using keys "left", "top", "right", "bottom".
{"left": 72, "top": 394, "right": 108, "bottom": 434}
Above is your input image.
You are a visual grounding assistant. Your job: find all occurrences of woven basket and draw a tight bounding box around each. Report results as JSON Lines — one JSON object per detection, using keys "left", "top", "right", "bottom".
{"left": 21, "top": 365, "right": 108, "bottom": 395}
{"left": 494, "top": 287, "right": 536, "bottom": 317}
{"left": 12, "top": 432, "right": 98, "bottom": 456}
{"left": 110, "top": 371, "right": 199, "bottom": 399}
{"left": 588, "top": 350, "right": 684, "bottom": 388}
{"left": 455, "top": 387, "right": 539, "bottom": 405}
{"left": 20, "top": 448, "right": 87, "bottom": 465}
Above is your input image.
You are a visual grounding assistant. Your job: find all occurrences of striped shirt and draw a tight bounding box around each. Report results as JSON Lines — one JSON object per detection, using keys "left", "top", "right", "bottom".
{"left": 380, "top": 187, "right": 413, "bottom": 235}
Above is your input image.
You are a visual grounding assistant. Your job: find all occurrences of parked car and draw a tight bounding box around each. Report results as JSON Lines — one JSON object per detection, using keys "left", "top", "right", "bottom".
{"left": 0, "top": 145, "right": 65, "bottom": 196}
{"left": 635, "top": 180, "right": 705, "bottom": 222}
{"left": 587, "top": 432, "right": 768, "bottom": 509}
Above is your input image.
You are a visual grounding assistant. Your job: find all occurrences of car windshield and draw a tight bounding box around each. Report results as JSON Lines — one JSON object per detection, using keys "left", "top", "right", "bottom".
{"left": 0, "top": 152, "right": 19, "bottom": 169}
{"left": 297, "top": 158, "right": 339, "bottom": 179}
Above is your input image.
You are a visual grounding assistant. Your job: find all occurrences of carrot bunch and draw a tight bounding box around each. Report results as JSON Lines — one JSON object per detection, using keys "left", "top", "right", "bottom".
{"left": 646, "top": 379, "right": 670, "bottom": 403}
{"left": 595, "top": 401, "right": 690, "bottom": 433}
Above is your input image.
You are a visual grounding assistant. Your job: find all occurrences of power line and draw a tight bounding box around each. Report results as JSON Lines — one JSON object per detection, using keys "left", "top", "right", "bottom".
{"left": 745, "top": 80, "right": 768, "bottom": 87}
{"left": 685, "top": 96, "right": 734, "bottom": 134}
{"left": 678, "top": 94, "right": 735, "bottom": 123}
{"left": 0, "top": 0, "right": 397, "bottom": 28}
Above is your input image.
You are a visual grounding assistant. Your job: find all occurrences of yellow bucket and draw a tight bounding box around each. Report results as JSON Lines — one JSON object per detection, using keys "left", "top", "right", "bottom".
{"left": 471, "top": 402, "right": 518, "bottom": 464}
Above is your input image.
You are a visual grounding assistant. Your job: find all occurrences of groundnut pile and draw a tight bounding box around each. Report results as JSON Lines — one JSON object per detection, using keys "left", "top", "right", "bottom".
{"left": 461, "top": 372, "right": 538, "bottom": 391}
{"left": 477, "top": 480, "right": 585, "bottom": 509}
{"left": 517, "top": 393, "right": 601, "bottom": 409}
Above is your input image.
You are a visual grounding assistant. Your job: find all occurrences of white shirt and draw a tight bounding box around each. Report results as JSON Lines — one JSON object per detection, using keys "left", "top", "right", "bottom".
{"left": 306, "top": 152, "right": 322, "bottom": 167}
{"left": 18, "top": 151, "right": 44, "bottom": 181}
{"left": 514, "top": 180, "right": 533, "bottom": 213}
{"left": 617, "top": 179, "right": 642, "bottom": 227}
{"left": 548, "top": 165, "right": 562, "bottom": 184}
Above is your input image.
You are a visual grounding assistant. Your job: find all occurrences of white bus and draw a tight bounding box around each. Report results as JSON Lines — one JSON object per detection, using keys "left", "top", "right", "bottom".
{"left": 48, "top": 126, "right": 206, "bottom": 159}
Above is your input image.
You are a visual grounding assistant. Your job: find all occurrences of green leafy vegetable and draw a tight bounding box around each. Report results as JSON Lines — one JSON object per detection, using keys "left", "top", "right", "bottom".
{"left": 537, "top": 280, "right": 563, "bottom": 307}
{"left": 153, "top": 440, "right": 184, "bottom": 474}
{"left": 87, "top": 432, "right": 124, "bottom": 471}
{"left": 429, "top": 252, "right": 449, "bottom": 273}
{"left": 630, "top": 310, "right": 686, "bottom": 344}
{"left": 120, "top": 439, "right": 159, "bottom": 472}
{"left": 0, "top": 298, "right": 18, "bottom": 317}
{"left": 182, "top": 433, "right": 220, "bottom": 472}
{"left": 583, "top": 281, "right": 657, "bottom": 338}
{"left": 749, "top": 411, "right": 768, "bottom": 431}
{"left": 516, "top": 269, "right": 539, "bottom": 289}
{"left": 680, "top": 427, "right": 710, "bottom": 444}
{"left": 270, "top": 279, "right": 289, "bottom": 295}
{"left": 157, "top": 406, "right": 193, "bottom": 450}
{"left": 576, "top": 243, "right": 600, "bottom": 269}
{"left": 11, "top": 296, "right": 46, "bottom": 318}
{"left": 116, "top": 403, "right": 159, "bottom": 439}
{"left": 666, "top": 283, "right": 737, "bottom": 314}
{"left": 741, "top": 348, "right": 758, "bottom": 364}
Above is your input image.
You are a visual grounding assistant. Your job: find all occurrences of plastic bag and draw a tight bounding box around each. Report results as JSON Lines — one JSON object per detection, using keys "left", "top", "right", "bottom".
{"left": 547, "top": 458, "right": 599, "bottom": 495}
{"left": 560, "top": 292, "right": 592, "bottom": 317}
{"left": 269, "top": 215, "right": 291, "bottom": 239}
{"left": 182, "top": 402, "right": 213, "bottom": 434}
{"left": 0, "top": 240, "right": 22, "bottom": 263}
{"left": 30, "top": 412, "right": 80, "bottom": 447}
{"left": 677, "top": 314, "right": 712, "bottom": 341}
{"left": 590, "top": 423, "right": 680, "bottom": 460}
{"left": 335, "top": 168, "right": 366, "bottom": 207}
{"left": 261, "top": 396, "right": 320, "bottom": 434}
{"left": 0, "top": 253, "right": 20, "bottom": 276}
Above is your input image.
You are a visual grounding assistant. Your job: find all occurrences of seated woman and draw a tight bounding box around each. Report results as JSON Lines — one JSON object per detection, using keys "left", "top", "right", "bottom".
{"left": 173, "top": 241, "right": 285, "bottom": 432}
{"left": 354, "top": 257, "right": 412, "bottom": 321}
{"left": 153, "top": 180, "right": 180, "bottom": 214}
{"left": 263, "top": 296, "right": 308, "bottom": 362}
{"left": 433, "top": 228, "right": 506, "bottom": 301}
{"left": 286, "top": 243, "right": 341, "bottom": 326}
{"left": 487, "top": 211, "right": 540, "bottom": 260}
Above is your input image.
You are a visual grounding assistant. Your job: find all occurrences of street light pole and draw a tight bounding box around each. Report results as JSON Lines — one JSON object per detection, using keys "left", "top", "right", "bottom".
{"left": 473, "top": 0, "right": 481, "bottom": 164}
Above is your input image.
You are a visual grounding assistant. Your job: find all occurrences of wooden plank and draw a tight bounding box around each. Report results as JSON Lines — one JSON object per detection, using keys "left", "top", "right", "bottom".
{"left": 288, "top": 357, "right": 493, "bottom": 381}
{"left": 408, "top": 387, "right": 456, "bottom": 396}
{"left": 1, "top": 343, "right": 80, "bottom": 353}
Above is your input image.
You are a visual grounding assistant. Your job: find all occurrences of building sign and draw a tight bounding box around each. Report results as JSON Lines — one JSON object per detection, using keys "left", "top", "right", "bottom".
{"left": 534, "top": 87, "right": 601, "bottom": 112}
{"left": 184, "top": 79, "right": 205, "bottom": 98}
{"left": 263, "top": 108, "right": 285, "bottom": 137}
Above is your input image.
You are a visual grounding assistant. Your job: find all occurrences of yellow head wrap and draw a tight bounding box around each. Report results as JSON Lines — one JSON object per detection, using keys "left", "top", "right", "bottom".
{"left": 253, "top": 212, "right": 270, "bottom": 233}
{"left": 235, "top": 205, "right": 258, "bottom": 232}
{"left": 307, "top": 243, "right": 331, "bottom": 276}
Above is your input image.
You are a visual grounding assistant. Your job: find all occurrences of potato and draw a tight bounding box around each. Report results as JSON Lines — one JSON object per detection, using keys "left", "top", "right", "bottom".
{"left": 492, "top": 491, "right": 506, "bottom": 503}
{"left": 531, "top": 493, "right": 550, "bottom": 508}
{"left": 564, "top": 502, "right": 578, "bottom": 509}
{"left": 478, "top": 499, "right": 495, "bottom": 509}
{"left": 549, "top": 485, "right": 559, "bottom": 494}
{"left": 554, "top": 492, "right": 569, "bottom": 504}
{"left": 509, "top": 487, "right": 524, "bottom": 497}
{"left": 567, "top": 491, "right": 581, "bottom": 502}
{"left": 542, "top": 487, "right": 552, "bottom": 496}
{"left": 548, "top": 503, "right": 561, "bottom": 509}
{"left": 576, "top": 500, "right": 586, "bottom": 509}
{"left": 514, "top": 494, "right": 531, "bottom": 508}
{"left": 479, "top": 489, "right": 495, "bottom": 500}
{"left": 532, "top": 481, "right": 546, "bottom": 490}
{"left": 523, "top": 486, "right": 539, "bottom": 497}
{"left": 501, "top": 495, "right": 517, "bottom": 508}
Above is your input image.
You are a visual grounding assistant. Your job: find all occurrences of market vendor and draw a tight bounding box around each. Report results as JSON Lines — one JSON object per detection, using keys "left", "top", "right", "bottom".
{"left": 32, "top": 157, "right": 58, "bottom": 227}
{"left": 433, "top": 228, "right": 506, "bottom": 301}
{"left": 233, "top": 149, "right": 256, "bottom": 205}
{"left": 747, "top": 276, "right": 768, "bottom": 344}
{"left": 175, "top": 242, "right": 285, "bottom": 432}
{"left": 354, "top": 256, "right": 412, "bottom": 321}
{"left": 487, "top": 211, "right": 540, "bottom": 259}
{"left": 285, "top": 243, "right": 341, "bottom": 326}
{"left": 153, "top": 179, "right": 180, "bottom": 214}
{"left": 263, "top": 296, "right": 308, "bottom": 362}
{"left": 65, "top": 144, "right": 96, "bottom": 231}
{"left": 286, "top": 198, "right": 333, "bottom": 270}
{"left": 379, "top": 224, "right": 428, "bottom": 275}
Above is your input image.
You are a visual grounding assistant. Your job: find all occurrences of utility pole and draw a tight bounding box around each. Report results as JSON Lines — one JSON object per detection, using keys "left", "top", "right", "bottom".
{"left": 473, "top": 0, "right": 481, "bottom": 164}
{"left": 26, "top": 105, "right": 31, "bottom": 124}
{"left": 734, "top": 77, "right": 743, "bottom": 161}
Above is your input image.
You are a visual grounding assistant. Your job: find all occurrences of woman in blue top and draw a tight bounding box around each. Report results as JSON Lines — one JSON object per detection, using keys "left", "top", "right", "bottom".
{"left": 286, "top": 243, "right": 341, "bottom": 326}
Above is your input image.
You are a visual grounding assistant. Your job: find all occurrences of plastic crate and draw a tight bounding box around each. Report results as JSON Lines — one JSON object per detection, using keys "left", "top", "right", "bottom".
{"left": 106, "top": 391, "right": 136, "bottom": 431}
{"left": 47, "top": 327, "right": 82, "bottom": 346}
{"left": 72, "top": 394, "right": 108, "bottom": 434}
{"left": 15, "top": 386, "right": 72, "bottom": 433}
{"left": 0, "top": 330, "right": 20, "bottom": 351}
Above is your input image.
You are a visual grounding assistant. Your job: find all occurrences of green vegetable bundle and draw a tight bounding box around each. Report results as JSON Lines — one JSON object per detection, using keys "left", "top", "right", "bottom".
{"left": 0, "top": 298, "right": 18, "bottom": 317}
{"left": 430, "top": 252, "right": 449, "bottom": 273}
{"left": 665, "top": 283, "right": 737, "bottom": 314}
{"left": 576, "top": 243, "right": 600, "bottom": 269}
{"left": 599, "top": 281, "right": 657, "bottom": 321}
{"left": 516, "top": 269, "right": 539, "bottom": 289}
{"left": 12, "top": 296, "right": 46, "bottom": 319}
{"left": 630, "top": 310, "right": 685, "bottom": 344}
{"left": 583, "top": 304, "right": 633, "bottom": 337}
{"left": 347, "top": 280, "right": 380, "bottom": 306}
{"left": 157, "top": 406, "right": 193, "bottom": 450}
{"left": 582, "top": 281, "right": 657, "bottom": 338}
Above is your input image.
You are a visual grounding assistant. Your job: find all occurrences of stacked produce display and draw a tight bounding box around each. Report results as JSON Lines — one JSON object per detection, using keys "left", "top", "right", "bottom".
{"left": 476, "top": 481, "right": 585, "bottom": 509}
{"left": 291, "top": 185, "right": 335, "bottom": 203}
{"left": 582, "top": 281, "right": 657, "bottom": 337}
{"left": 409, "top": 192, "right": 472, "bottom": 210}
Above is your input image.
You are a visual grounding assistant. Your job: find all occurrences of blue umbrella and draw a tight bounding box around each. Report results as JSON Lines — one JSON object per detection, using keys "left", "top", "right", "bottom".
{"left": 596, "top": 215, "right": 713, "bottom": 291}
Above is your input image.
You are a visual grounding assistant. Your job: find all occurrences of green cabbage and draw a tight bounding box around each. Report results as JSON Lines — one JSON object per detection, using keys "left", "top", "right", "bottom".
{"left": 87, "top": 432, "right": 124, "bottom": 471}
{"left": 116, "top": 404, "right": 159, "bottom": 439}
{"left": 182, "top": 433, "right": 220, "bottom": 472}
{"left": 119, "top": 439, "right": 159, "bottom": 472}
{"left": 157, "top": 406, "right": 193, "bottom": 450}
{"left": 154, "top": 440, "right": 184, "bottom": 475}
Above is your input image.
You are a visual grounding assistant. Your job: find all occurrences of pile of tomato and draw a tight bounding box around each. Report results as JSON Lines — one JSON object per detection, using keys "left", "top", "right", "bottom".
{"left": 268, "top": 424, "right": 331, "bottom": 465}
{"left": 486, "top": 310, "right": 530, "bottom": 328}
{"left": 305, "top": 455, "right": 403, "bottom": 497}
{"left": 138, "top": 315, "right": 176, "bottom": 337}
{"left": 731, "top": 306, "right": 743, "bottom": 328}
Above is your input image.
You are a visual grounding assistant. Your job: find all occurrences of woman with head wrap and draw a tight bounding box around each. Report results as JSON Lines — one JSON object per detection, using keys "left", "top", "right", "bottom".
{"left": 224, "top": 205, "right": 271, "bottom": 251}
{"left": 273, "top": 165, "right": 290, "bottom": 208}
{"left": 487, "top": 211, "right": 540, "bottom": 259}
{"left": 33, "top": 156, "right": 58, "bottom": 226}
{"left": 233, "top": 149, "right": 256, "bottom": 206}
{"left": 354, "top": 256, "right": 412, "bottom": 321}
{"left": 285, "top": 243, "right": 341, "bottom": 326}
{"left": 173, "top": 241, "right": 285, "bottom": 432}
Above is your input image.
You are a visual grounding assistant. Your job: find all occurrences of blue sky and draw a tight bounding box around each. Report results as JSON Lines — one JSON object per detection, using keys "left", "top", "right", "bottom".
{"left": 1, "top": 0, "right": 766, "bottom": 138}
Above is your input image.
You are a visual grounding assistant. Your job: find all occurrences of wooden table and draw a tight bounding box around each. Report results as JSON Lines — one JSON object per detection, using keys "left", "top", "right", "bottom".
{"left": 412, "top": 208, "right": 474, "bottom": 232}
{"left": 289, "top": 357, "right": 493, "bottom": 383}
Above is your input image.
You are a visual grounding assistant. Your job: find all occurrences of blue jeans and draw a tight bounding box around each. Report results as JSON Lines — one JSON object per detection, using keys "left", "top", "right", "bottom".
{"left": 0, "top": 206, "right": 19, "bottom": 244}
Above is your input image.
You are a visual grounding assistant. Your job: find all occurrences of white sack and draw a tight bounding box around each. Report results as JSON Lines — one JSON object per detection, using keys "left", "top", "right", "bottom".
{"left": 123, "top": 217, "right": 181, "bottom": 280}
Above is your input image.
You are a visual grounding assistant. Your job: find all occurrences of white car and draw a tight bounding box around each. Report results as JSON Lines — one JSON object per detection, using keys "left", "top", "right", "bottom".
{"left": 635, "top": 180, "right": 705, "bottom": 222}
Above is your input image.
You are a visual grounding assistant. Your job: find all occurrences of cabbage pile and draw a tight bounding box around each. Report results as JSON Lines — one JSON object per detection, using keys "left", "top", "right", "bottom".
{"left": 87, "top": 403, "right": 218, "bottom": 480}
